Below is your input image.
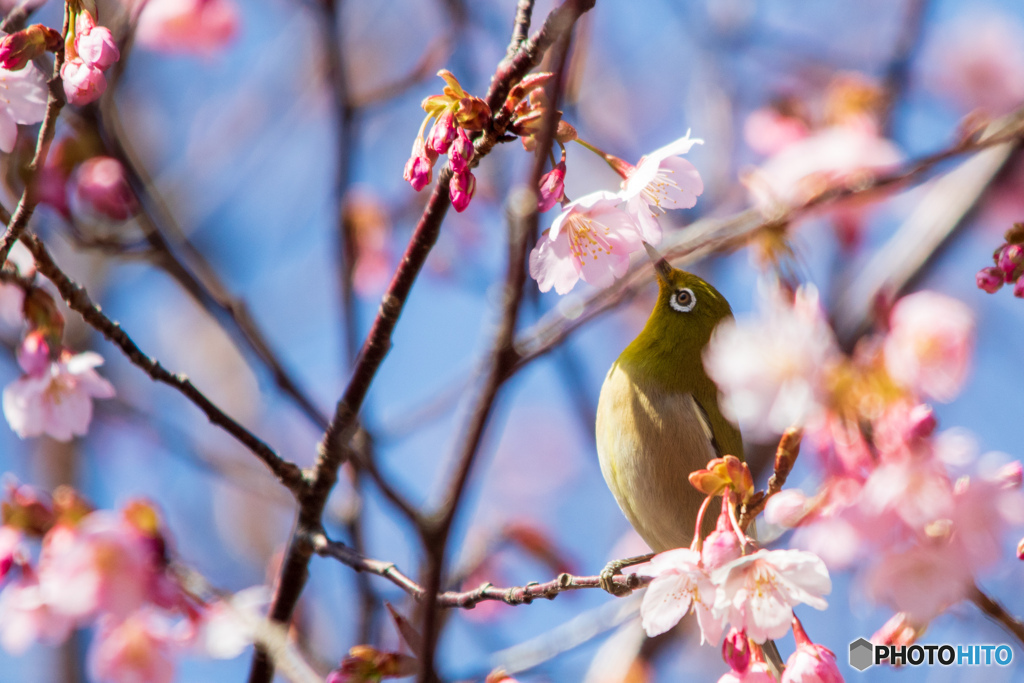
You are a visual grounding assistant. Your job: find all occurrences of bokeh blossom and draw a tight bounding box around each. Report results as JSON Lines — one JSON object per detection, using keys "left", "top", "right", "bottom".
{"left": 135, "top": 0, "right": 239, "bottom": 54}
{"left": 0, "top": 58, "right": 47, "bottom": 152}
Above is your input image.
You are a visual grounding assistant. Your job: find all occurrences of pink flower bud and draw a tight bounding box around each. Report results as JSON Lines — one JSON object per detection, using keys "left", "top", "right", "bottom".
{"left": 976, "top": 266, "right": 1004, "bottom": 293}
{"left": 702, "top": 500, "right": 742, "bottom": 569}
{"left": 537, "top": 159, "right": 566, "bottom": 212}
{"left": 403, "top": 138, "right": 436, "bottom": 192}
{"left": 75, "top": 12, "right": 120, "bottom": 70}
{"left": 450, "top": 169, "right": 476, "bottom": 213}
{"left": 0, "top": 25, "right": 62, "bottom": 71}
{"left": 996, "top": 461, "right": 1023, "bottom": 489}
{"left": 61, "top": 57, "right": 107, "bottom": 105}
{"left": 426, "top": 110, "right": 457, "bottom": 156}
{"left": 764, "top": 488, "right": 809, "bottom": 528}
{"left": 1015, "top": 276, "right": 1024, "bottom": 299}
{"left": 72, "top": 157, "right": 136, "bottom": 220}
{"left": 722, "top": 628, "right": 750, "bottom": 673}
{"left": 449, "top": 128, "right": 474, "bottom": 174}
{"left": 997, "top": 243, "right": 1024, "bottom": 280}
{"left": 871, "top": 612, "right": 921, "bottom": 647}
{"left": 17, "top": 331, "right": 50, "bottom": 377}
{"left": 906, "top": 403, "right": 937, "bottom": 441}
{"left": 783, "top": 619, "right": 842, "bottom": 683}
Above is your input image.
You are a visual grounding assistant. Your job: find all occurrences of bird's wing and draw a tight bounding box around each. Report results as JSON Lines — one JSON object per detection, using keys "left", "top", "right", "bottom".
{"left": 690, "top": 397, "right": 721, "bottom": 457}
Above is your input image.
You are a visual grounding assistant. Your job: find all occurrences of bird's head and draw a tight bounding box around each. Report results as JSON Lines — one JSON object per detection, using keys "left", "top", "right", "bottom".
{"left": 625, "top": 243, "right": 734, "bottom": 381}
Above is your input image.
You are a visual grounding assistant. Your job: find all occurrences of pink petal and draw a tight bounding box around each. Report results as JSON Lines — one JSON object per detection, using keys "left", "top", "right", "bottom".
{"left": 641, "top": 573, "right": 694, "bottom": 637}
{"left": 529, "top": 229, "right": 578, "bottom": 295}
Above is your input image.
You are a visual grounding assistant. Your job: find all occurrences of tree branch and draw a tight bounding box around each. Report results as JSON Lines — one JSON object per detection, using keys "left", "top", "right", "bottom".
{"left": 14, "top": 232, "right": 306, "bottom": 494}
{"left": 970, "top": 585, "right": 1024, "bottom": 650}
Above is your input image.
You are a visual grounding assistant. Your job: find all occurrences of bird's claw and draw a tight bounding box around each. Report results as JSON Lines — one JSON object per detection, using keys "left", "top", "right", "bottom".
{"left": 599, "top": 560, "right": 634, "bottom": 596}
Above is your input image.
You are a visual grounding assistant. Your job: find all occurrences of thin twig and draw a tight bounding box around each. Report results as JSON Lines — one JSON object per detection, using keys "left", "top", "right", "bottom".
{"left": 16, "top": 232, "right": 306, "bottom": 494}
{"left": 0, "top": 35, "right": 65, "bottom": 264}
{"left": 312, "top": 533, "right": 649, "bottom": 607}
{"left": 739, "top": 428, "right": 802, "bottom": 530}
{"left": 970, "top": 585, "right": 1024, "bottom": 650}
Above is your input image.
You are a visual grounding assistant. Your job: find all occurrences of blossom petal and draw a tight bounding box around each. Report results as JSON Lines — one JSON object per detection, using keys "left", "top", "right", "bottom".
{"left": 529, "top": 229, "right": 578, "bottom": 294}
{"left": 641, "top": 573, "right": 694, "bottom": 637}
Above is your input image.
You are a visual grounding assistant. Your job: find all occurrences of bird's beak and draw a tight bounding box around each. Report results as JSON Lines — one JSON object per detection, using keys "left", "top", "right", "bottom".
{"left": 643, "top": 242, "right": 673, "bottom": 285}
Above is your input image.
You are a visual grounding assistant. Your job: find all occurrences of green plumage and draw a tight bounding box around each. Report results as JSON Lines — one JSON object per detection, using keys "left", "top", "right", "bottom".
{"left": 596, "top": 264, "right": 741, "bottom": 552}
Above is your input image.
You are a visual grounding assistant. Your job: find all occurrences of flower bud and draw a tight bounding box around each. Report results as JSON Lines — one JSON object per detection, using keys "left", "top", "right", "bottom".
{"left": 75, "top": 11, "right": 120, "bottom": 70}
{"left": 702, "top": 500, "right": 742, "bottom": 569}
{"left": 537, "top": 158, "right": 566, "bottom": 212}
{"left": 426, "top": 110, "right": 457, "bottom": 156}
{"left": 722, "top": 628, "right": 750, "bottom": 673}
{"left": 448, "top": 128, "right": 474, "bottom": 174}
{"left": 449, "top": 169, "right": 476, "bottom": 213}
{"left": 1015, "top": 276, "right": 1024, "bottom": 299}
{"left": 0, "top": 24, "right": 62, "bottom": 71}
{"left": 998, "top": 243, "right": 1024, "bottom": 280}
{"left": 403, "top": 139, "right": 436, "bottom": 192}
{"left": 71, "top": 157, "right": 136, "bottom": 220}
{"left": 61, "top": 57, "right": 107, "bottom": 105}
{"left": 906, "top": 403, "right": 937, "bottom": 441}
{"left": 976, "top": 266, "right": 1003, "bottom": 293}
{"left": 871, "top": 612, "right": 923, "bottom": 647}
{"left": 995, "top": 461, "right": 1023, "bottom": 489}
{"left": 17, "top": 330, "right": 50, "bottom": 377}
{"left": 764, "top": 488, "right": 808, "bottom": 528}
{"left": 455, "top": 95, "right": 490, "bottom": 131}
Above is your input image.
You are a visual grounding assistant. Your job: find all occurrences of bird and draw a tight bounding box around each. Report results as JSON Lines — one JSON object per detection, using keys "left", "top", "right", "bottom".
{"left": 595, "top": 243, "right": 742, "bottom": 565}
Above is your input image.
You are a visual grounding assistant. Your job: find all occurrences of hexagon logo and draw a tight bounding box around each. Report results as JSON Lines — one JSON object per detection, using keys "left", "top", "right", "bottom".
{"left": 849, "top": 638, "right": 874, "bottom": 671}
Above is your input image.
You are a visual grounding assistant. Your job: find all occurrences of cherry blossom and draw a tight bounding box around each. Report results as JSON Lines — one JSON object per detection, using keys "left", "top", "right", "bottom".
{"left": 135, "top": 0, "right": 238, "bottom": 55}
{"left": 529, "top": 191, "right": 643, "bottom": 294}
{"left": 0, "top": 573, "right": 74, "bottom": 654}
{"left": 75, "top": 11, "right": 120, "bottom": 70}
{"left": 712, "top": 548, "right": 831, "bottom": 643}
{"left": 3, "top": 347, "right": 116, "bottom": 441}
{"left": 704, "top": 285, "right": 840, "bottom": 438}
{"left": 865, "top": 542, "right": 973, "bottom": 623}
{"left": 717, "top": 663, "right": 775, "bottom": 683}
{"left": 38, "top": 513, "right": 156, "bottom": 620}
{"left": 200, "top": 585, "right": 270, "bottom": 659}
{"left": 639, "top": 547, "right": 723, "bottom": 644}
{"left": 882, "top": 291, "right": 974, "bottom": 402}
{"left": 87, "top": 611, "right": 176, "bottom": 683}
{"left": 618, "top": 131, "right": 704, "bottom": 243}
{"left": 0, "top": 58, "right": 47, "bottom": 152}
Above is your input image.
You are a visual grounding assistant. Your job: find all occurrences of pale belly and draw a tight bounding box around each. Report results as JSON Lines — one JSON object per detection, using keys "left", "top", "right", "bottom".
{"left": 595, "top": 363, "right": 717, "bottom": 553}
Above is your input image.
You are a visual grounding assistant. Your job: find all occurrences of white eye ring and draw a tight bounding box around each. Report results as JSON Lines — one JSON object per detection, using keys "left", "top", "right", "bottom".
{"left": 670, "top": 288, "right": 696, "bottom": 313}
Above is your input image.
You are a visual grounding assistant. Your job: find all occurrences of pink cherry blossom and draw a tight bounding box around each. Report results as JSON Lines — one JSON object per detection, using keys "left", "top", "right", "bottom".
{"left": 3, "top": 349, "right": 115, "bottom": 441}
{"left": 865, "top": 542, "right": 972, "bottom": 623}
{"left": 712, "top": 549, "right": 831, "bottom": 643}
{"left": 16, "top": 331, "right": 50, "bottom": 377}
{"left": 639, "top": 547, "right": 723, "bottom": 644}
{"left": 75, "top": 12, "right": 120, "bottom": 70}
{"left": 718, "top": 662, "right": 776, "bottom": 683}
{"left": 744, "top": 106, "right": 810, "bottom": 156}
{"left": 782, "top": 620, "right": 842, "bottom": 683}
{"left": 0, "top": 59, "right": 47, "bottom": 153}
{"left": 135, "top": 0, "right": 238, "bottom": 55}
{"left": 529, "top": 191, "right": 643, "bottom": 294}
{"left": 200, "top": 585, "right": 270, "bottom": 659}
{"left": 0, "top": 574, "right": 74, "bottom": 654}
{"left": 746, "top": 126, "right": 900, "bottom": 212}
{"left": 764, "top": 489, "right": 810, "bottom": 528}
{"left": 883, "top": 291, "right": 974, "bottom": 402}
{"left": 71, "top": 157, "right": 136, "bottom": 220}
{"left": 87, "top": 611, "right": 175, "bottom": 683}
{"left": 38, "top": 514, "right": 155, "bottom": 620}
{"left": 618, "top": 131, "right": 704, "bottom": 243}
{"left": 61, "top": 57, "right": 107, "bottom": 106}
{"left": 704, "top": 285, "right": 840, "bottom": 438}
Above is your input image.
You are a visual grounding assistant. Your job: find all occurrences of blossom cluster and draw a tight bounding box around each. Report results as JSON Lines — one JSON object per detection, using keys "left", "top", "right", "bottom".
{"left": 529, "top": 132, "right": 705, "bottom": 294}
{"left": 0, "top": 484, "right": 264, "bottom": 683}
{"left": 976, "top": 223, "right": 1024, "bottom": 297}
{"left": 61, "top": 10, "right": 121, "bottom": 105}
{"left": 704, "top": 283, "right": 1024, "bottom": 638}
{"left": 638, "top": 458, "right": 838, "bottom": 682}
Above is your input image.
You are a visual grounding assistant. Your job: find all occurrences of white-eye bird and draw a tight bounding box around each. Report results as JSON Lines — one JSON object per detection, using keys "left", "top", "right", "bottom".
{"left": 596, "top": 245, "right": 742, "bottom": 557}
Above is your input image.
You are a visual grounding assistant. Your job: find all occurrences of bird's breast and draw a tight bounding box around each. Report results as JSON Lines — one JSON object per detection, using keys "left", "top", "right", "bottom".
{"left": 595, "top": 361, "right": 717, "bottom": 552}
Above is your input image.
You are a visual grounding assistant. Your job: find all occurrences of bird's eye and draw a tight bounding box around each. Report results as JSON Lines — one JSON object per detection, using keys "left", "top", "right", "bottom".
{"left": 670, "top": 288, "right": 696, "bottom": 313}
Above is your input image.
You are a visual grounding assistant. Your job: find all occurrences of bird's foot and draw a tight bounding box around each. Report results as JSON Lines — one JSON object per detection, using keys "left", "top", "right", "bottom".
{"left": 599, "top": 553, "right": 655, "bottom": 596}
